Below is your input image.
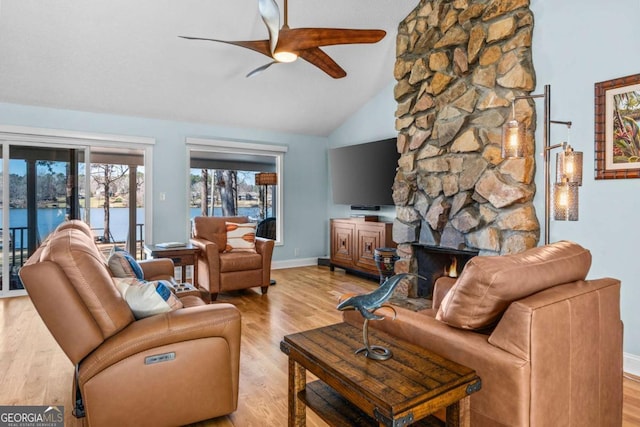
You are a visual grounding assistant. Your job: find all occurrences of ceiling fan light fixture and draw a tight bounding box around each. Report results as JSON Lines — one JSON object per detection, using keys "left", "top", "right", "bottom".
{"left": 181, "top": 0, "right": 384, "bottom": 78}
{"left": 273, "top": 51, "right": 298, "bottom": 63}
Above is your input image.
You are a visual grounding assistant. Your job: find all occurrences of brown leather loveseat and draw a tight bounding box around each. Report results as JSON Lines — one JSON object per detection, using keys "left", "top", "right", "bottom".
{"left": 20, "top": 220, "right": 241, "bottom": 426}
{"left": 191, "top": 216, "right": 274, "bottom": 301}
{"left": 344, "top": 241, "right": 623, "bottom": 426}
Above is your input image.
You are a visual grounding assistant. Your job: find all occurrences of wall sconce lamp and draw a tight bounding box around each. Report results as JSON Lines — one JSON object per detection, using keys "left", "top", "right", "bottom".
{"left": 501, "top": 84, "right": 583, "bottom": 244}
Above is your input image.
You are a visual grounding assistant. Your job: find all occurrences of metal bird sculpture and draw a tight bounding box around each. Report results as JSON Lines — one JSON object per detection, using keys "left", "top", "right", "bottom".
{"left": 337, "top": 273, "right": 423, "bottom": 361}
{"left": 337, "top": 273, "right": 414, "bottom": 320}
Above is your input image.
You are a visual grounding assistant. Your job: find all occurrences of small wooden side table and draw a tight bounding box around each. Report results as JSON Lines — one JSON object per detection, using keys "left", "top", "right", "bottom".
{"left": 143, "top": 244, "right": 200, "bottom": 285}
{"left": 280, "top": 322, "right": 481, "bottom": 427}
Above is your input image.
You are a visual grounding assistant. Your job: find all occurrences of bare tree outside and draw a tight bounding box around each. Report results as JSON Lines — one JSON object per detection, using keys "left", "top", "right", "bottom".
{"left": 189, "top": 168, "right": 261, "bottom": 218}
{"left": 215, "top": 170, "right": 237, "bottom": 216}
{"left": 91, "top": 164, "right": 128, "bottom": 243}
{"left": 200, "top": 169, "right": 209, "bottom": 216}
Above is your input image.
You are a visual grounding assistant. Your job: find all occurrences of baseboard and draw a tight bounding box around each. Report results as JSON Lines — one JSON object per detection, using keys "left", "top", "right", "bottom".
{"left": 625, "top": 352, "right": 640, "bottom": 377}
{"left": 272, "top": 257, "right": 318, "bottom": 270}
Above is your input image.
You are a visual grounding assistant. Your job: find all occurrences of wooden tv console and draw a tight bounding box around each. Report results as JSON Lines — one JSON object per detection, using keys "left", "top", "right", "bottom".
{"left": 329, "top": 217, "right": 395, "bottom": 280}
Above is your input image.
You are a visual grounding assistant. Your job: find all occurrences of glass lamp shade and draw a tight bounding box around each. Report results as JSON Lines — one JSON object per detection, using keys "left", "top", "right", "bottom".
{"left": 501, "top": 119, "right": 526, "bottom": 158}
{"left": 556, "top": 147, "right": 583, "bottom": 185}
{"left": 553, "top": 180, "right": 579, "bottom": 221}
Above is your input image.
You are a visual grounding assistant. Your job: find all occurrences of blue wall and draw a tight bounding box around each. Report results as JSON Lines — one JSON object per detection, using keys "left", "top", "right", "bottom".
{"left": 0, "top": 102, "right": 329, "bottom": 262}
{"left": 530, "top": 0, "right": 640, "bottom": 361}
{"left": 327, "top": 81, "right": 399, "bottom": 223}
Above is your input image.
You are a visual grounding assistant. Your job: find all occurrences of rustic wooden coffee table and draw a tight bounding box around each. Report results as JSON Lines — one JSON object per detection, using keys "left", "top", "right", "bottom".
{"left": 280, "top": 322, "right": 481, "bottom": 427}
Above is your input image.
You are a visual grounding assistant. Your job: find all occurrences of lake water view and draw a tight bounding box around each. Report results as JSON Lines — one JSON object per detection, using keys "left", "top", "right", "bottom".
{"left": 2, "top": 206, "right": 264, "bottom": 248}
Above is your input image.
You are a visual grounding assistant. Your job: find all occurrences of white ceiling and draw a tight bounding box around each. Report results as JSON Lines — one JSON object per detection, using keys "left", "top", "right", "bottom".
{"left": 0, "top": 0, "right": 418, "bottom": 136}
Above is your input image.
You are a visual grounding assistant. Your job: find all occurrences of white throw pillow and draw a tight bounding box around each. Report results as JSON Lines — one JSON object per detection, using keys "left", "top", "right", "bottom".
{"left": 113, "top": 277, "right": 183, "bottom": 319}
{"left": 225, "top": 222, "right": 257, "bottom": 253}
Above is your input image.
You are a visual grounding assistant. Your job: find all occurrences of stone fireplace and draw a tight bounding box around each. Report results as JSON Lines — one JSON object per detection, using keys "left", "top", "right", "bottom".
{"left": 390, "top": 0, "right": 542, "bottom": 290}
{"left": 415, "top": 245, "right": 478, "bottom": 297}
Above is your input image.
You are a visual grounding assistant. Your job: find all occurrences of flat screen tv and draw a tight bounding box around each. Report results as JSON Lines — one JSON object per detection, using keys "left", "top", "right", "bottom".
{"left": 329, "top": 138, "right": 399, "bottom": 209}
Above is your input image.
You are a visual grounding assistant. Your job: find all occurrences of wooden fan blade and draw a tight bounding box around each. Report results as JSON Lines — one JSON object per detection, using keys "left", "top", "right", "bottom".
{"left": 277, "top": 28, "right": 386, "bottom": 51}
{"left": 258, "top": 0, "right": 280, "bottom": 54}
{"left": 179, "top": 36, "right": 272, "bottom": 58}
{"left": 298, "top": 47, "right": 346, "bottom": 79}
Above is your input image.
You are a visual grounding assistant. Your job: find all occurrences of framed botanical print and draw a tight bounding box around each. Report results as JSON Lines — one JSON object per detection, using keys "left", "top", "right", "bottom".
{"left": 594, "top": 73, "right": 640, "bottom": 179}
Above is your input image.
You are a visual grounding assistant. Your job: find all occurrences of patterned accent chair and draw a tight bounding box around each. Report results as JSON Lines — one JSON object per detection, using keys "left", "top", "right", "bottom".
{"left": 191, "top": 216, "right": 275, "bottom": 301}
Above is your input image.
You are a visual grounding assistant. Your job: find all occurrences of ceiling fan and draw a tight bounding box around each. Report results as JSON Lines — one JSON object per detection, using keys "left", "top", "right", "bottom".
{"left": 179, "top": 0, "right": 386, "bottom": 78}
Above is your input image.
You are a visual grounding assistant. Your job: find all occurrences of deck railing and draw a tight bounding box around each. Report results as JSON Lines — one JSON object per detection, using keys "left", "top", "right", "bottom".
{"left": 1, "top": 223, "right": 145, "bottom": 291}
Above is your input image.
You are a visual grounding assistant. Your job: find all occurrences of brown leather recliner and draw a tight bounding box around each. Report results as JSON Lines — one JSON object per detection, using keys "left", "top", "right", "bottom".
{"left": 20, "top": 220, "right": 241, "bottom": 427}
{"left": 190, "top": 216, "right": 274, "bottom": 301}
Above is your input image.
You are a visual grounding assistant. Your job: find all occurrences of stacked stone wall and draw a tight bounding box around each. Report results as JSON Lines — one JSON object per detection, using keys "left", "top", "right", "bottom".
{"left": 391, "top": 0, "right": 540, "bottom": 275}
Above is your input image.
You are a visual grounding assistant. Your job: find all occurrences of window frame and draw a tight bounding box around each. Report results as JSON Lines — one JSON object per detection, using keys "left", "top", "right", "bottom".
{"left": 0, "top": 125, "right": 154, "bottom": 298}
{"left": 185, "top": 137, "right": 287, "bottom": 246}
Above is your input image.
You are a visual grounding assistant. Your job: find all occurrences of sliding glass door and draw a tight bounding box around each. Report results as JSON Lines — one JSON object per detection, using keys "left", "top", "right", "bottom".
{"left": 0, "top": 132, "right": 151, "bottom": 297}
{"left": 0, "top": 145, "right": 85, "bottom": 293}
{"left": 86, "top": 147, "right": 145, "bottom": 259}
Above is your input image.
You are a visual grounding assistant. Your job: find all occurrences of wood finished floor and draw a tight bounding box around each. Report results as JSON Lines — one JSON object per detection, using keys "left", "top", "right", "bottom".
{"left": 0, "top": 265, "right": 638, "bottom": 426}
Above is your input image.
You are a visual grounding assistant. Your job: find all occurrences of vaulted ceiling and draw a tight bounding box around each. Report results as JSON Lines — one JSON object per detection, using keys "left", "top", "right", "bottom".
{"left": 0, "top": 0, "right": 418, "bottom": 136}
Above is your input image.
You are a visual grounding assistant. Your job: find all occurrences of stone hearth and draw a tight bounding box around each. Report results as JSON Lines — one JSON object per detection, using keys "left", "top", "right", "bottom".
{"left": 390, "top": 0, "right": 542, "bottom": 283}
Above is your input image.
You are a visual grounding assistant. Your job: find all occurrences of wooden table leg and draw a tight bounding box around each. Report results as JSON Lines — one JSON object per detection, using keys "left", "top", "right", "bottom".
{"left": 193, "top": 253, "right": 198, "bottom": 287}
{"left": 446, "top": 395, "right": 471, "bottom": 427}
{"left": 288, "top": 358, "right": 306, "bottom": 427}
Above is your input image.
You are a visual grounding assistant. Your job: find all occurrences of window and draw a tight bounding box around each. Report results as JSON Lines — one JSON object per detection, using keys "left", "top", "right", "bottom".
{"left": 186, "top": 138, "right": 286, "bottom": 245}
{"left": 189, "top": 169, "right": 274, "bottom": 219}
